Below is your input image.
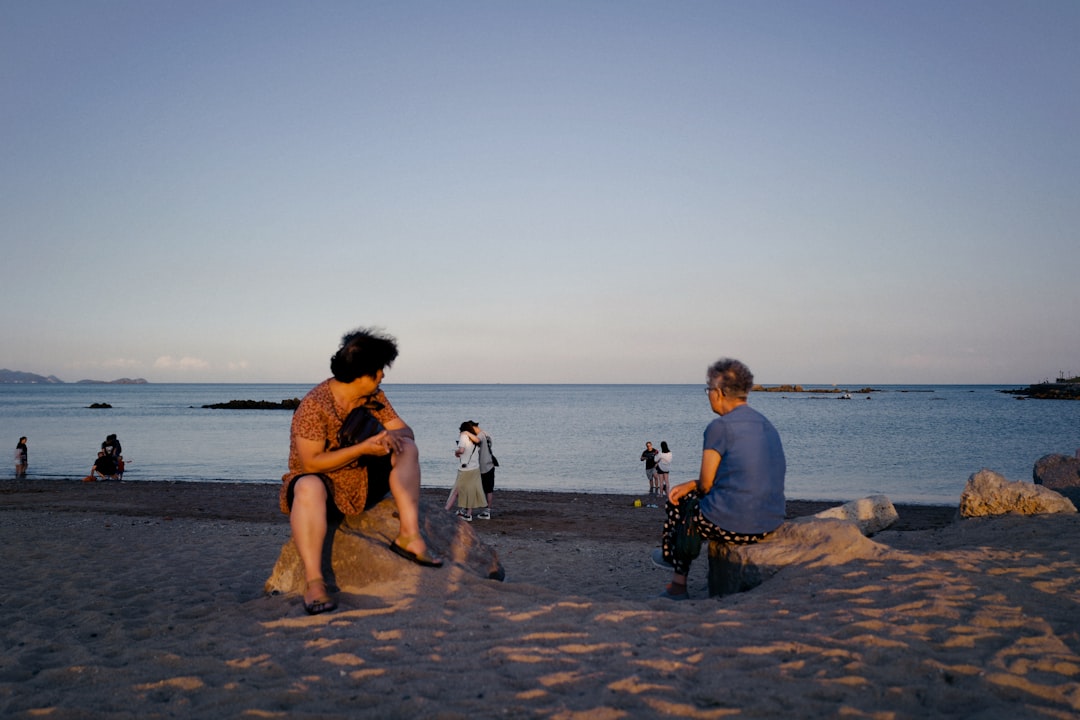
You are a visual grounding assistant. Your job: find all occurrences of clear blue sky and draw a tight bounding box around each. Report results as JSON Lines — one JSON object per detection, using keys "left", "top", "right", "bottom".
{"left": 2, "top": 1, "right": 1077, "bottom": 384}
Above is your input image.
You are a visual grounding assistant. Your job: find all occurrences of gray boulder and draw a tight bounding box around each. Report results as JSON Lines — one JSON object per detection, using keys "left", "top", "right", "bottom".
{"left": 265, "top": 496, "right": 504, "bottom": 598}
{"left": 1033, "top": 453, "right": 1080, "bottom": 505}
{"left": 707, "top": 516, "right": 892, "bottom": 597}
{"left": 959, "top": 469, "right": 1077, "bottom": 518}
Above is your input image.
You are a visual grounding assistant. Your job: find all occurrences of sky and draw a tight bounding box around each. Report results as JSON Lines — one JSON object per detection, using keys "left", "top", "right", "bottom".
{"left": 2, "top": 1, "right": 1078, "bottom": 385}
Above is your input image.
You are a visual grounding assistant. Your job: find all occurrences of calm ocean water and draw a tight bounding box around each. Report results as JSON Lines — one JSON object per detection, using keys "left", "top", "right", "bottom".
{"left": 2, "top": 383, "right": 1078, "bottom": 504}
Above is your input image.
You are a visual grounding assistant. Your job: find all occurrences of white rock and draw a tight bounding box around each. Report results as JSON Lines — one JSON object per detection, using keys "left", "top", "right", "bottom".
{"left": 812, "top": 494, "right": 899, "bottom": 535}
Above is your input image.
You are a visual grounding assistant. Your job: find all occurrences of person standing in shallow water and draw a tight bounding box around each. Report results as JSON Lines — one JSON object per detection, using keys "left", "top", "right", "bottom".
{"left": 281, "top": 328, "right": 443, "bottom": 616}
{"left": 15, "top": 437, "right": 27, "bottom": 478}
{"left": 651, "top": 358, "right": 786, "bottom": 600}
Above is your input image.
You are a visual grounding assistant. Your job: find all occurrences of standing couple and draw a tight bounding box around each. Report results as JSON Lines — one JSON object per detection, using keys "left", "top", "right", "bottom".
{"left": 641, "top": 440, "right": 672, "bottom": 494}
{"left": 445, "top": 420, "right": 497, "bottom": 521}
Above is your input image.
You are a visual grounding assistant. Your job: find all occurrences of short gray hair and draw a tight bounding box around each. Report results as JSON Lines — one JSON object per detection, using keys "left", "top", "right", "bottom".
{"left": 706, "top": 358, "right": 754, "bottom": 399}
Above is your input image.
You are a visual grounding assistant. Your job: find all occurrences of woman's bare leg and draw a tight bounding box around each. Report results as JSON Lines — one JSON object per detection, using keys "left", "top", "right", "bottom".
{"left": 388, "top": 438, "right": 435, "bottom": 557}
{"left": 289, "top": 475, "right": 330, "bottom": 604}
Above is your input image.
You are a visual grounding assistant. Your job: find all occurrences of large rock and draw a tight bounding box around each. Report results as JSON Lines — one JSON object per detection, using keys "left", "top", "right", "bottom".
{"left": 707, "top": 517, "right": 891, "bottom": 597}
{"left": 959, "top": 469, "right": 1077, "bottom": 518}
{"left": 811, "top": 494, "right": 898, "bottom": 535}
{"left": 1033, "top": 453, "right": 1080, "bottom": 505}
{"left": 265, "top": 497, "right": 504, "bottom": 597}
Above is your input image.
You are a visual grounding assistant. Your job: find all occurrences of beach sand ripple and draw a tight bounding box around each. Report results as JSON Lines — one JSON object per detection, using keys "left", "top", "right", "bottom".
{"left": 2, "top": 481, "right": 1078, "bottom": 718}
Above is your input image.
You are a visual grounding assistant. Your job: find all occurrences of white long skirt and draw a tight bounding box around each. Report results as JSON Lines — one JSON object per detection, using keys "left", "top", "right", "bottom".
{"left": 453, "top": 467, "right": 487, "bottom": 508}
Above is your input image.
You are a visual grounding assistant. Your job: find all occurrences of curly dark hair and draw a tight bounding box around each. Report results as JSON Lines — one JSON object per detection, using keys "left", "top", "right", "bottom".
{"left": 329, "top": 328, "right": 399, "bottom": 383}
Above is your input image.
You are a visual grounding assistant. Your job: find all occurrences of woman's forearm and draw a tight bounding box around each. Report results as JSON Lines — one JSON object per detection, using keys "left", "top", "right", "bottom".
{"left": 297, "top": 435, "right": 386, "bottom": 474}
{"left": 696, "top": 449, "right": 721, "bottom": 495}
{"left": 299, "top": 447, "right": 365, "bottom": 474}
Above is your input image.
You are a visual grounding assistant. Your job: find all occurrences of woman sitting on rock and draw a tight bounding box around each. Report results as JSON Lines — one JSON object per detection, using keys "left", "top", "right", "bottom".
{"left": 281, "top": 327, "right": 443, "bottom": 616}
{"left": 651, "top": 358, "right": 786, "bottom": 600}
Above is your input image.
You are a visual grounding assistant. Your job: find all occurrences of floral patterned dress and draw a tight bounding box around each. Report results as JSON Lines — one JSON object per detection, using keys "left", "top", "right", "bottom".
{"left": 279, "top": 379, "right": 400, "bottom": 515}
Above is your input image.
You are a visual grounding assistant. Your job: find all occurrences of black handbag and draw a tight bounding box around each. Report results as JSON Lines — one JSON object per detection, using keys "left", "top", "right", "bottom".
{"left": 673, "top": 496, "right": 703, "bottom": 561}
{"left": 337, "top": 403, "right": 384, "bottom": 448}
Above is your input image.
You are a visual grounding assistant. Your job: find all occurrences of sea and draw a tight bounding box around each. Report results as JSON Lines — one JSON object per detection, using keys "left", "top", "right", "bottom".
{"left": 2, "top": 383, "right": 1078, "bottom": 505}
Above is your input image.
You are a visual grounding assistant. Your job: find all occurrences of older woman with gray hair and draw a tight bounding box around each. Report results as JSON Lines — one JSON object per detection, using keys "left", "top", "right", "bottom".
{"left": 651, "top": 358, "right": 786, "bottom": 600}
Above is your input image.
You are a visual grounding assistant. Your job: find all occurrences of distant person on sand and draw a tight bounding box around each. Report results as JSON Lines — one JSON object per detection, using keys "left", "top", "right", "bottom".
{"left": 444, "top": 421, "right": 487, "bottom": 521}
{"left": 640, "top": 441, "right": 659, "bottom": 493}
{"left": 15, "top": 437, "right": 28, "bottom": 478}
{"left": 655, "top": 441, "right": 672, "bottom": 495}
{"left": 651, "top": 358, "right": 786, "bottom": 600}
{"left": 281, "top": 328, "right": 443, "bottom": 616}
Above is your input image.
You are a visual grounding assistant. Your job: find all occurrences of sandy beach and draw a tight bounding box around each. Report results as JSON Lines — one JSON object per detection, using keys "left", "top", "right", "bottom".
{"left": 2, "top": 479, "right": 1078, "bottom": 719}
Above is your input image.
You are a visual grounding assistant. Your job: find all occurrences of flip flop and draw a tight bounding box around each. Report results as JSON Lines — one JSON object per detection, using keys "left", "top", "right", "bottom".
{"left": 304, "top": 596, "right": 338, "bottom": 615}
{"left": 388, "top": 540, "right": 444, "bottom": 568}
{"left": 302, "top": 578, "right": 338, "bottom": 615}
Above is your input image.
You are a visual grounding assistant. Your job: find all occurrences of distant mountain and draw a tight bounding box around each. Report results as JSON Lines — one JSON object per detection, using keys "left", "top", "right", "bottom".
{"left": 0, "top": 369, "right": 64, "bottom": 384}
{"left": 0, "top": 369, "right": 148, "bottom": 384}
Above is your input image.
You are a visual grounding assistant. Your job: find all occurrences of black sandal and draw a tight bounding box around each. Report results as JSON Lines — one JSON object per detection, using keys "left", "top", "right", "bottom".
{"left": 303, "top": 577, "right": 338, "bottom": 615}
{"left": 389, "top": 536, "right": 444, "bottom": 568}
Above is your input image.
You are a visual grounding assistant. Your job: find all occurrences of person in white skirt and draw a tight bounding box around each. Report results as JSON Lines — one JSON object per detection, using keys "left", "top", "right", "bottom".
{"left": 444, "top": 421, "right": 487, "bottom": 521}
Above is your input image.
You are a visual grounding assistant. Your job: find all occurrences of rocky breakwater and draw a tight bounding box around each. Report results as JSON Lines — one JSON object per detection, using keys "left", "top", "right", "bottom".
{"left": 201, "top": 398, "right": 301, "bottom": 409}
{"left": 752, "top": 385, "right": 878, "bottom": 395}
{"left": 1002, "top": 377, "right": 1080, "bottom": 400}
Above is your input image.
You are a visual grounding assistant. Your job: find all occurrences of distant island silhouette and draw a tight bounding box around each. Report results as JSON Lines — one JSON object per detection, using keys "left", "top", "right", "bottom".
{"left": 75, "top": 378, "right": 148, "bottom": 385}
{"left": 0, "top": 369, "right": 148, "bottom": 384}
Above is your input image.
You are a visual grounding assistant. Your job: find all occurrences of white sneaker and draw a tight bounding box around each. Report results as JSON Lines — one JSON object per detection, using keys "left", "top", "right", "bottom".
{"left": 650, "top": 548, "right": 674, "bottom": 570}
{"left": 476, "top": 510, "right": 491, "bottom": 520}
